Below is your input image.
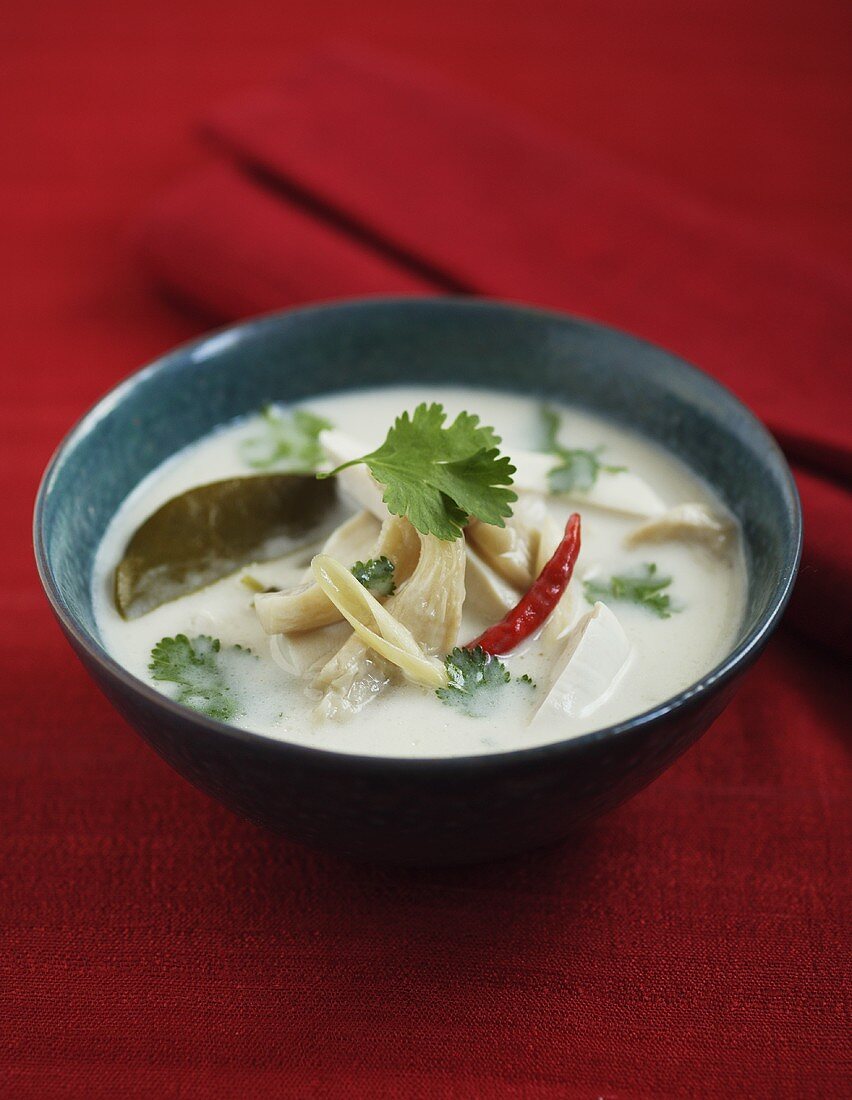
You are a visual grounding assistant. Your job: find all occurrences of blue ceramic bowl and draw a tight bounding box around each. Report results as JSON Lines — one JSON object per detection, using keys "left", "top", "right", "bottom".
{"left": 34, "top": 298, "right": 801, "bottom": 864}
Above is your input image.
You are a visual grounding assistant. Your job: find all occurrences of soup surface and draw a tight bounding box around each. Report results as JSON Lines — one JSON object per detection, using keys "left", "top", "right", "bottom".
{"left": 93, "top": 386, "right": 746, "bottom": 757}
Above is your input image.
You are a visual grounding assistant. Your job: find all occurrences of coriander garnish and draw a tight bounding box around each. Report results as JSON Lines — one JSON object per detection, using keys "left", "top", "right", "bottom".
{"left": 539, "top": 405, "right": 626, "bottom": 493}
{"left": 351, "top": 556, "right": 396, "bottom": 596}
{"left": 149, "top": 635, "right": 256, "bottom": 720}
{"left": 240, "top": 404, "right": 332, "bottom": 471}
{"left": 583, "top": 563, "right": 678, "bottom": 619}
{"left": 320, "top": 403, "right": 516, "bottom": 541}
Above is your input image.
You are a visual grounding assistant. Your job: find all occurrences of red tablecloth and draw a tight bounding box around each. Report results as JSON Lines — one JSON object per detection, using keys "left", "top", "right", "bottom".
{"left": 3, "top": 3, "right": 850, "bottom": 1097}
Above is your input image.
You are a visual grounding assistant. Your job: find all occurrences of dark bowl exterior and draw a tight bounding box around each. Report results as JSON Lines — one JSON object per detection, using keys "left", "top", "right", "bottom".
{"left": 69, "top": 625, "right": 740, "bottom": 864}
{"left": 35, "top": 297, "right": 801, "bottom": 865}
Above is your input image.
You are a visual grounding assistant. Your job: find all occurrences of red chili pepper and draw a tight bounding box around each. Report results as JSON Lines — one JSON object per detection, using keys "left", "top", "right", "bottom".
{"left": 466, "top": 513, "right": 582, "bottom": 657}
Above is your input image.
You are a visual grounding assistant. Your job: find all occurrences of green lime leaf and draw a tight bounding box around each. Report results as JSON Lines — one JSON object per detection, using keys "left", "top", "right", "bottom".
{"left": 115, "top": 474, "right": 338, "bottom": 618}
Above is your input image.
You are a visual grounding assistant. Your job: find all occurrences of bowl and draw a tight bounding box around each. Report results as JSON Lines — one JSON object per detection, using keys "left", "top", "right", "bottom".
{"left": 34, "top": 297, "right": 801, "bottom": 864}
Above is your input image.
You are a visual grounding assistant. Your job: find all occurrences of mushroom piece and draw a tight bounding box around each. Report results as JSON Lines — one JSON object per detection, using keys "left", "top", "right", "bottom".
{"left": 310, "top": 554, "right": 448, "bottom": 688}
{"left": 466, "top": 495, "right": 548, "bottom": 589}
{"left": 625, "top": 503, "right": 734, "bottom": 553}
{"left": 270, "top": 621, "right": 352, "bottom": 677}
{"left": 531, "top": 601, "right": 631, "bottom": 723}
{"left": 313, "top": 527, "right": 465, "bottom": 721}
{"left": 509, "top": 449, "right": 666, "bottom": 519}
{"left": 255, "top": 512, "right": 418, "bottom": 635}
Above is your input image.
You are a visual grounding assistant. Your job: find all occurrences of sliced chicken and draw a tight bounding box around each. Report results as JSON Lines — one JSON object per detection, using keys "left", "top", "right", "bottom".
{"left": 531, "top": 601, "right": 631, "bottom": 723}
{"left": 464, "top": 546, "right": 520, "bottom": 620}
{"left": 320, "top": 428, "right": 389, "bottom": 520}
{"left": 510, "top": 449, "right": 666, "bottom": 518}
{"left": 625, "top": 502, "right": 733, "bottom": 553}
{"left": 466, "top": 495, "right": 548, "bottom": 589}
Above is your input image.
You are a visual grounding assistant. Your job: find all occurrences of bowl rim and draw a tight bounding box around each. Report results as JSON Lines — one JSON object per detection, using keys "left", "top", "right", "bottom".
{"left": 33, "top": 295, "right": 803, "bottom": 772}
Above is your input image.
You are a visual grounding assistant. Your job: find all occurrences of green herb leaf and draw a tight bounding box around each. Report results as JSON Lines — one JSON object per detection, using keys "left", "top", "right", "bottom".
{"left": 240, "top": 405, "right": 332, "bottom": 471}
{"left": 351, "top": 556, "right": 396, "bottom": 596}
{"left": 583, "top": 563, "right": 677, "bottom": 619}
{"left": 517, "top": 673, "right": 537, "bottom": 688}
{"left": 114, "top": 473, "right": 336, "bottom": 619}
{"left": 436, "top": 646, "right": 511, "bottom": 716}
{"left": 322, "top": 403, "right": 517, "bottom": 541}
{"left": 539, "top": 405, "right": 626, "bottom": 493}
{"left": 149, "top": 635, "right": 255, "bottom": 720}
{"left": 539, "top": 404, "right": 563, "bottom": 455}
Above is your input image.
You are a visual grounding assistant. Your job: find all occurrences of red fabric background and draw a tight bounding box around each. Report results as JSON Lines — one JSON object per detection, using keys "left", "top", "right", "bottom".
{"left": 2, "top": 2, "right": 850, "bottom": 1097}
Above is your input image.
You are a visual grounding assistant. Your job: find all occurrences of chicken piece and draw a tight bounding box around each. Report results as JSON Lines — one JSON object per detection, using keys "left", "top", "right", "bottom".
{"left": 531, "top": 602, "right": 631, "bottom": 723}
{"left": 464, "top": 546, "right": 520, "bottom": 621}
{"left": 510, "top": 449, "right": 666, "bottom": 519}
{"left": 320, "top": 428, "right": 389, "bottom": 520}
{"left": 466, "top": 495, "right": 548, "bottom": 589}
{"left": 625, "top": 503, "right": 733, "bottom": 554}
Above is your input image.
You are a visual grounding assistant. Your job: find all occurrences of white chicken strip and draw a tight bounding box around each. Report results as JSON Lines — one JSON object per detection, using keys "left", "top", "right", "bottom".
{"left": 531, "top": 602, "right": 631, "bottom": 723}
{"left": 510, "top": 449, "right": 666, "bottom": 518}
{"left": 466, "top": 496, "right": 548, "bottom": 589}
{"left": 314, "top": 528, "right": 465, "bottom": 721}
{"left": 464, "top": 546, "right": 520, "bottom": 620}
{"left": 320, "top": 428, "right": 389, "bottom": 520}
{"left": 625, "top": 502, "right": 733, "bottom": 553}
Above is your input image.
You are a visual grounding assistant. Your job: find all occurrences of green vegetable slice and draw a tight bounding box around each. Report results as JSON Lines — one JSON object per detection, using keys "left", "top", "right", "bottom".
{"left": 114, "top": 473, "right": 337, "bottom": 619}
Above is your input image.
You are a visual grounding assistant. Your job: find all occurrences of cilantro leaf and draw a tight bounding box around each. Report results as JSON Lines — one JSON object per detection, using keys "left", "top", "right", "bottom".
{"left": 583, "top": 563, "right": 677, "bottom": 619}
{"left": 322, "top": 403, "right": 517, "bottom": 541}
{"left": 539, "top": 404, "right": 563, "bottom": 455}
{"left": 436, "top": 650, "right": 537, "bottom": 716}
{"left": 149, "top": 634, "right": 255, "bottom": 720}
{"left": 437, "top": 646, "right": 510, "bottom": 717}
{"left": 240, "top": 404, "right": 332, "bottom": 471}
{"left": 548, "top": 449, "right": 615, "bottom": 493}
{"left": 351, "top": 556, "right": 396, "bottom": 596}
{"left": 539, "top": 405, "right": 626, "bottom": 493}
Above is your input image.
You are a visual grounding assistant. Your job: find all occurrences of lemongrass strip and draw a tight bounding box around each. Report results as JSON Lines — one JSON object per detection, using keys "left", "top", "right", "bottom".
{"left": 311, "top": 554, "right": 447, "bottom": 688}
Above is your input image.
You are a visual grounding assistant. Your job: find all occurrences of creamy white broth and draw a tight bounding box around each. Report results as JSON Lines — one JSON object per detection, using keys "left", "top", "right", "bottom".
{"left": 93, "top": 386, "right": 746, "bottom": 757}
